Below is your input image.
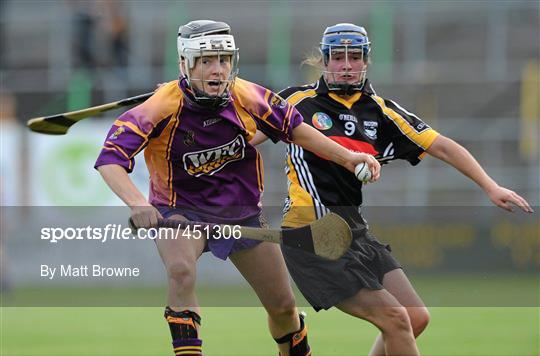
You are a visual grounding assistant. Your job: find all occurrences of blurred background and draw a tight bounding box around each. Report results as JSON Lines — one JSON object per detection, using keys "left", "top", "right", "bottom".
{"left": 1, "top": 1, "right": 539, "bottom": 297}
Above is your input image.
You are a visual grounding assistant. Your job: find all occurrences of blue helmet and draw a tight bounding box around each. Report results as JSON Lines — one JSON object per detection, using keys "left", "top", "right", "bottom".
{"left": 320, "top": 23, "right": 371, "bottom": 92}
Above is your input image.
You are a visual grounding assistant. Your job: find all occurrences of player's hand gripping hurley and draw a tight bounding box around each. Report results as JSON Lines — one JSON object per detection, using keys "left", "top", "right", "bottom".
{"left": 130, "top": 212, "right": 352, "bottom": 260}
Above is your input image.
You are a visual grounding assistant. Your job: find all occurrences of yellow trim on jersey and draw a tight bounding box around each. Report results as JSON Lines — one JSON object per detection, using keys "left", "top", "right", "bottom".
{"left": 285, "top": 89, "right": 317, "bottom": 106}
{"left": 167, "top": 117, "right": 181, "bottom": 206}
{"left": 328, "top": 92, "right": 362, "bottom": 109}
{"left": 112, "top": 81, "right": 183, "bottom": 162}
{"left": 110, "top": 120, "right": 150, "bottom": 162}
{"left": 282, "top": 155, "right": 317, "bottom": 227}
{"left": 232, "top": 100, "right": 257, "bottom": 141}
{"left": 231, "top": 78, "right": 276, "bottom": 130}
{"left": 260, "top": 90, "right": 274, "bottom": 122}
{"left": 282, "top": 104, "right": 293, "bottom": 135}
{"left": 168, "top": 102, "right": 183, "bottom": 206}
{"left": 145, "top": 124, "right": 173, "bottom": 206}
{"left": 113, "top": 119, "right": 148, "bottom": 139}
{"left": 144, "top": 104, "right": 182, "bottom": 207}
{"left": 256, "top": 150, "right": 264, "bottom": 192}
{"left": 101, "top": 146, "right": 132, "bottom": 170}
{"left": 254, "top": 89, "right": 282, "bottom": 132}
{"left": 105, "top": 141, "right": 130, "bottom": 160}
{"left": 372, "top": 95, "right": 439, "bottom": 149}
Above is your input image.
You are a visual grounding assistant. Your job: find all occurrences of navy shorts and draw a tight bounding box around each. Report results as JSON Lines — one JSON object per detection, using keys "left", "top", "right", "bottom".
{"left": 281, "top": 227, "right": 401, "bottom": 311}
{"left": 156, "top": 206, "right": 263, "bottom": 260}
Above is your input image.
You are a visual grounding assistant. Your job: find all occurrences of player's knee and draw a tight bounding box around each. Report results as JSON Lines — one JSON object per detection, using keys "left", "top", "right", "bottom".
{"left": 378, "top": 307, "right": 413, "bottom": 334}
{"left": 409, "top": 307, "right": 430, "bottom": 336}
{"left": 266, "top": 294, "right": 297, "bottom": 320}
{"left": 166, "top": 260, "right": 196, "bottom": 289}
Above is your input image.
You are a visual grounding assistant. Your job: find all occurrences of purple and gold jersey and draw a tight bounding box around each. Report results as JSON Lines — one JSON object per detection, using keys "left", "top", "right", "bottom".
{"left": 95, "top": 78, "right": 302, "bottom": 221}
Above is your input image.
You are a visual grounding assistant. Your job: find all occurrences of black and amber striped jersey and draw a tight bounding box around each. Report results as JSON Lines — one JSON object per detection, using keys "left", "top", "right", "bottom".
{"left": 279, "top": 77, "right": 440, "bottom": 227}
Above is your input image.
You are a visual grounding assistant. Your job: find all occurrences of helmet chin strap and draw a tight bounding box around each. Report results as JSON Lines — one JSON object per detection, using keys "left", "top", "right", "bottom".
{"left": 181, "top": 79, "right": 231, "bottom": 110}
{"left": 335, "top": 83, "right": 363, "bottom": 96}
{"left": 323, "top": 74, "right": 365, "bottom": 95}
{"left": 192, "top": 86, "right": 230, "bottom": 109}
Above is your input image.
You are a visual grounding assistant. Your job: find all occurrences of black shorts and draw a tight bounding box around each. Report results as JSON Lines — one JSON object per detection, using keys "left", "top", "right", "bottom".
{"left": 281, "top": 228, "right": 401, "bottom": 311}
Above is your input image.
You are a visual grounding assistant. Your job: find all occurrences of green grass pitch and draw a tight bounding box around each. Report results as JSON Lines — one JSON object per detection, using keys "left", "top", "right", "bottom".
{"left": 2, "top": 307, "right": 539, "bottom": 355}
{"left": 2, "top": 275, "right": 539, "bottom": 355}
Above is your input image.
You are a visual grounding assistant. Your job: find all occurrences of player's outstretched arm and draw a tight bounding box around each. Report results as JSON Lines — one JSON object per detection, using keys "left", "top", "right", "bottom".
{"left": 97, "top": 164, "right": 163, "bottom": 227}
{"left": 426, "top": 135, "right": 534, "bottom": 213}
{"left": 291, "top": 122, "right": 380, "bottom": 182}
{"left": 250, "top": 130, "right": 270, "bottom": 146}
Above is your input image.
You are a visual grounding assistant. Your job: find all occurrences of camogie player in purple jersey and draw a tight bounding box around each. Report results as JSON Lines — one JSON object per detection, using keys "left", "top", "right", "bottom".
{"left": 95, "top": 20, "right": 380, "bottom": 356}
{"left": 253, "top": 23, "right": 534, "bottom": 355}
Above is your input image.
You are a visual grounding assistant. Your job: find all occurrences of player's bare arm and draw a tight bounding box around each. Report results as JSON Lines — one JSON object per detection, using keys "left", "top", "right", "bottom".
{"left": 426, "top": 135, "right": 533, "bottom": 213}
{"left": 97, "top": 164, "right": 163, "bottom": 227}
{"left": 249, "top": 130, "right": 270, "bottom": 146}
{"left": 291, "top": 122, "right": 381, "bottom": 181}
{"left": 251, "top": 125, "right": 380, "bottom": 181}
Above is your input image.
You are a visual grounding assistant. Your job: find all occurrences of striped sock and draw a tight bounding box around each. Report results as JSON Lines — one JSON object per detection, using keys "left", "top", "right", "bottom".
{"left": 165, "top": 307, "right": 203, "bottom": 355}
{"left": 172, "top": 338, "right": 203, "bottom": 356}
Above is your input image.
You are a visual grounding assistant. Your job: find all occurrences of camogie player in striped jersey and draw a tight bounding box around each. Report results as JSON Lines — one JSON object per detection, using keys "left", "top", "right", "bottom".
{"left": 253, "top": 23, "right": 533, "bottom": 355}
{"left": 95, "top": 20, "right": 379, "bottom": 356}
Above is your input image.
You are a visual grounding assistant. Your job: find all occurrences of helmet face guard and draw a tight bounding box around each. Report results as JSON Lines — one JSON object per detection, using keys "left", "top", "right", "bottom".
{"left": 320, "top": 23, "right": 371, "bottom": 93}
{"left": 178, "top": 20, "right": 239, "bottom": 108}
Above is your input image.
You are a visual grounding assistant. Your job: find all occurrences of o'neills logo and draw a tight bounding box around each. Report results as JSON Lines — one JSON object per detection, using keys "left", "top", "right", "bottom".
{"left": 183, "top": 135, "right": 246, "bottom": 176}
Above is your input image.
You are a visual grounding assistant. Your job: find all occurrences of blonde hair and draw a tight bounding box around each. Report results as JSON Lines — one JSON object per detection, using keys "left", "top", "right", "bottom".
{"left": 301, "top": 48, "right": 371, "bottom": 70}
{"left": 301, "top": 48, "right": 324, "bottom": 71}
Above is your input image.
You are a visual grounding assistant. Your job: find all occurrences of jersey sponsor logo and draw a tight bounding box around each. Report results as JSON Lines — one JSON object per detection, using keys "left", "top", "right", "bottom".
{"left": 183, "top": 130, "right": 195, "bottom": 146}
{"left": 270, "top": 93, "right": 287, "bottom": 109}
{"left": 413, "top": 122, "right": 430, "bottom": 133}
{"left": 203, "top": 118, "right": 222, "bottom": 127}
{"left": 379, "top": 142, "right": 395, "bottom": 162}
{"left": 183, "top": 134, "right": 246, "bottom": 177}
{"left": 363, "top": 121, "right": 378, "bottom": 140}
{"left": 338, "top": 114, "right": 358, "bottom": 123}
{"left": 312, "top": 112, "right": 333, "bottom": 130}
{"left": 328, "top": 136, "right": 379, "bottom": 155}
{"left": 108, "top": 127, "right": 125, "bottom": 140}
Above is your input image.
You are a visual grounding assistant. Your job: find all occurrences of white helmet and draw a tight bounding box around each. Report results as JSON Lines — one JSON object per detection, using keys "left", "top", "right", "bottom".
{"left": 177, "top": 20, "right": 239, "bottom": 107}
